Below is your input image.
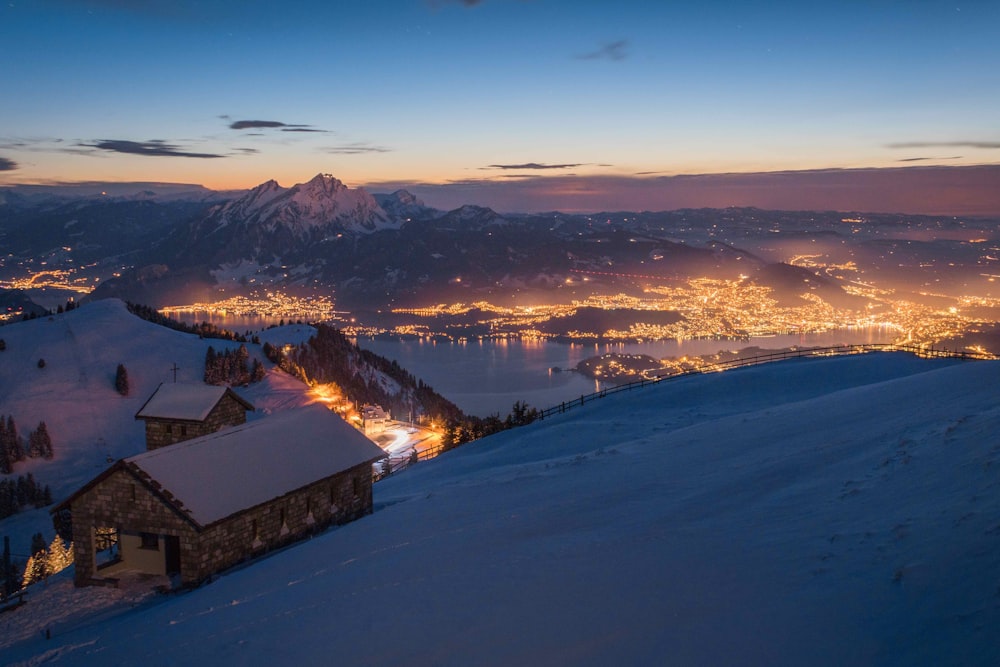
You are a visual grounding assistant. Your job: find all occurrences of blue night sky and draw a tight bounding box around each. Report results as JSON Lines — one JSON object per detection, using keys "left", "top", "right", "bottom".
{"left": 2, "top": 0, "right": 999, "bottom": 212}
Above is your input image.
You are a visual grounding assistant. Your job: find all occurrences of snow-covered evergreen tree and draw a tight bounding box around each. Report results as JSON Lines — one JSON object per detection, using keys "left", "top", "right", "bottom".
{"left": 21, "top": 553, "right": 47, "bottom": 588}
{"left": 45, "top": 537, "right": 73, "bottom": 575}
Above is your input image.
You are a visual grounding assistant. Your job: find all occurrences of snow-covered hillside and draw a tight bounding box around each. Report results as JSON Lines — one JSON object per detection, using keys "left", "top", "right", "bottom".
{"left": 4, "top": 352, "right": 999, "bottom": 665}
{"left": 0, "top": 300, "right": 313, "bottom": 558}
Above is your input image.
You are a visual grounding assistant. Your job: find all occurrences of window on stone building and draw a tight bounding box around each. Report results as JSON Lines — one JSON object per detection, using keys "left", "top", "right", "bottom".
{"left": 95, "top": 526, "right": 120, "bottom": 568}
{"left": 251, "top": 519, "right": 259, "bottom": 540}
{"left": 130, "top": 483, "right": 136, "bottom": 502}
{"left": 181, "top": 425, "right": 188, "bottom": 437}
{"left": 279, "top": 508, "right": 286, "bottom": 526}
{"left": 352, "top": 475, "right": 361, "bottom": 498}
{"left": 139, "top": 532, "right": 159, "bottom": 550}
{"left": 306, "top": 497, "right": 311, "bottom": 515}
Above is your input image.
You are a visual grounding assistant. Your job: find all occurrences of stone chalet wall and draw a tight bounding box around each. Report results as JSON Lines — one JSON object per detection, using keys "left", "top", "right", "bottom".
{"left": 68, "top": 468, "right": 199, "bottom": 586}
{"left": 144, "top": 393, "right": 250, "bottom": 451}
{"left": 67, "top": 459, "right": 375, "bottom": 588}
{"left": 192, "top": 461, "right": 375, "bottom": 584}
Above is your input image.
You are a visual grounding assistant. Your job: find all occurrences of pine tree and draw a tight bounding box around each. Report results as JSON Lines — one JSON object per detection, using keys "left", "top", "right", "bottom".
{"left": 21, "top": 553, "right": 47, "bottom": 588}
{"left": 46, "top": 536, "right": 73, "bottom": 575}
{"left": 37, "top": 358, "right": 45, "bottom": 369}
{"left": 30, "top": 532, "right": 46, "bottom": 557}
{"left": 236, "top": 344, "right": 250, "bottom": 384}
{"left": 204, "top": 346, "right": 218, "bottom": 384}
{"left": 53, "top": 507, "right": 73, "bottom": 543}
{"left": 37, "top": 422, "right": 53, "bottom": 460}
{"left": 6, "top": 416, "right": 24, "bottom": 463}
{"left": 0, "top": 338, "right": 6, "bottom": 351}
{"left": 115, "top": 363, "right": 130, "bottom": 396}
{"left": 28, "top": 422, "right": 52, "bottom": 459}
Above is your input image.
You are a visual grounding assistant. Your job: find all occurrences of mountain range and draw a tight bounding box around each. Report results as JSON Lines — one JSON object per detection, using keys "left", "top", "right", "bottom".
{"left": 11, "top": 175, "right": 816, "bottom": 311}
{"left": 3, "top": 174, "right": 995, "bottom": 319}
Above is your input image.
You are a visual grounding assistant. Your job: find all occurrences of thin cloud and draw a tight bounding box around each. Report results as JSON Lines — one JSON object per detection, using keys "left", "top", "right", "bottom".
{"left": 577, "top": 39, "right": 628, "bottom": 61}
{"left": 426, "top": 0, "right": 484, "bottom": 8}
{"left": 81, "top": 140, "right": 225, "bottom": 159}
{"left": 323, "top": 142, "right": 391, "bottom": 155}
{"left": 897, "top": 156, "right": 962, "bottom": 162}
{"left": 234, "top": 148, "right": 260, "bottom": 155}
{"left": 229, "top": 119, "right": 323, "bottom": 132}
{"left": 887, "top": 141, "right": 1000, "bottom": 150}
{"left": 484, "top": 162, "right": 585, "bottom": 170}
{"left": 0, "top": 157, "right": 18, "bottom": 171}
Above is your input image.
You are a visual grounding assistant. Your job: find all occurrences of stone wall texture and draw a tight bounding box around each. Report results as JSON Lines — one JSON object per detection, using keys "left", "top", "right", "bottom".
{"left": 69, "top": 462, "right": 375, "bottom": 587}
{"left": 143, "top": 394, "right": 249, "bottom": 451}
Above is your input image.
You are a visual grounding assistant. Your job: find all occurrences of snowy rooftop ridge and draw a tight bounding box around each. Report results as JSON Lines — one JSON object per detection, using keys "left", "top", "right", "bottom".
{"left": 134, "top": 383, "right": 253, "bottom": 422}
{"left": 125, "top": 404, "right": 385, "bottom": 526}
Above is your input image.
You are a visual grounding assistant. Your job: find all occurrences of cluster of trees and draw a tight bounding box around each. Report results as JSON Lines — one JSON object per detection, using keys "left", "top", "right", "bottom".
{"left": 263, "top": 323, "right": 464, "bottom": 425}
{"left": 126, "top": 301, "right": 260, "bottom": 343}
{"left": 441, "top": 399, "right": 540, "bottom": 451}
{"left": 1, "top": 417, "right": 54, "bottom": 474}
{"left": 15, "top": 298, "right": 78, "bottom": 322}
{"left": 0, "top": 474, "right": 53, "bottom": 520}
{"left": 204, "top": 345, "right": 265, "bottom": 386}
{"left": 21, "top": 534, "right": 73, "bottom": 588}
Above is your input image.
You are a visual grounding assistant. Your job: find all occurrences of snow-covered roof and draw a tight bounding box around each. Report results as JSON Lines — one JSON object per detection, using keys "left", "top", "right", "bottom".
{"left": 125, "top": 404, "right": 385, "bottom": 526}
{"left": 362, "top": 405, "right": 389, "bottom": 420}
{"left": 135, "top": 383, "right": 253, "bottom": 422}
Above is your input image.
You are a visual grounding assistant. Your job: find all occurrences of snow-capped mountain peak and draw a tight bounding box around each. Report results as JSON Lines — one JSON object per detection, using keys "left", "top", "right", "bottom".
{"left": 203, "top": 173, "right": 396, "bottom": 241}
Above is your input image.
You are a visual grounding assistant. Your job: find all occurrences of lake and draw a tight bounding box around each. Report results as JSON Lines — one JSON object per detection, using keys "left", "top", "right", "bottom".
{"left": 357, "top": 327, "right": 897, "bottom": 417}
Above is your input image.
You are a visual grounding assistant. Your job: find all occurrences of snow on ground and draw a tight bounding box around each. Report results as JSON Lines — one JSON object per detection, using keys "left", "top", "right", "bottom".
{"left": 4, "top": 352, "right": 999, "bottom": 665}
{"left": 0, "top": 300, "right": 307, "bottom": 558}
{"left": 254, "top": 324, "right": 317, "bottom": 349}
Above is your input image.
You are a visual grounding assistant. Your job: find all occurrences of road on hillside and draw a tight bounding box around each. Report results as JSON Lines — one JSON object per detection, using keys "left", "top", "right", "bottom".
{"left": 370, "top": 422, "right": 441, "bottom": 459}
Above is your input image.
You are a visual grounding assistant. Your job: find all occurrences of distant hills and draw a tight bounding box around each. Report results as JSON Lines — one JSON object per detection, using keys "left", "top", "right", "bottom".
{"left": 3, "top": 173, "right": 995, "bottom": 318}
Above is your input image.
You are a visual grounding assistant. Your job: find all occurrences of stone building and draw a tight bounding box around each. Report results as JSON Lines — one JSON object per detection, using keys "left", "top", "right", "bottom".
{"left": 135, "top": 383, "right": 255, "bottom": 451}
{"left": 52, "top": 404, "right": 386, "bottom": 588}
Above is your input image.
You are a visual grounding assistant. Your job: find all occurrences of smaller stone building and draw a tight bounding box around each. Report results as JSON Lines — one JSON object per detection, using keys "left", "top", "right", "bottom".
{"left": 53, "top": 404, "right": 386, "bottom": 588}
{"left": 135, "top": 383, "right": 255, "bottom": 450}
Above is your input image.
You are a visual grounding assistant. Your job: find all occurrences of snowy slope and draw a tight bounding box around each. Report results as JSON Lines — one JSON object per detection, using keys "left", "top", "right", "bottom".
{"left": 4, "top": 353, "right": 999, "bottom": 665}
{"left": 0, "top": 300, "right": 312, "bottom": 558}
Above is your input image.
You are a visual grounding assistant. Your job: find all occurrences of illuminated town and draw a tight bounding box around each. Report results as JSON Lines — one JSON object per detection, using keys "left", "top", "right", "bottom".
{"left": 5, "top": 260, "right": 999, "bottom": 353}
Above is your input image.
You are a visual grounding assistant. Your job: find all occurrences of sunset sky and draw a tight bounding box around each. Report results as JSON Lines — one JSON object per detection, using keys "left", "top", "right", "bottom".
{"left": 2, "top": 0, "right": 999, "bottom": 212}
